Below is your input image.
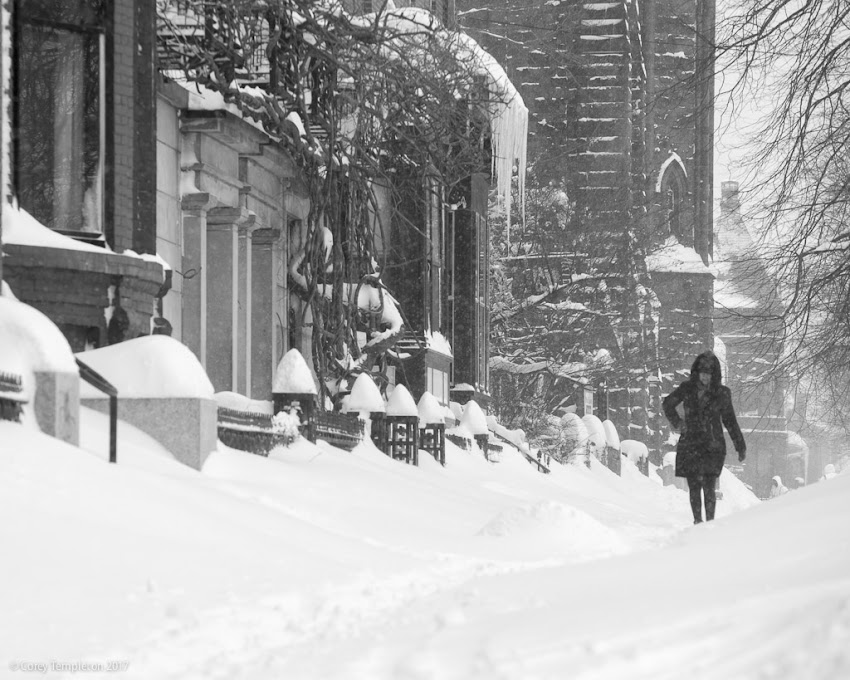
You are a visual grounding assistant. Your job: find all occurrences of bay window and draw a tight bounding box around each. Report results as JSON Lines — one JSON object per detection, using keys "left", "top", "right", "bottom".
{"left": 15, "top": 0, "right": 105, "bottom": 235}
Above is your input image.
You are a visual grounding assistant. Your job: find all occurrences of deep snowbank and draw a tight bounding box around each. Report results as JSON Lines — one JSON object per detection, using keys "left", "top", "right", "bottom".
{"left": 2, "top": 417, "right": 846, "bottom": 680}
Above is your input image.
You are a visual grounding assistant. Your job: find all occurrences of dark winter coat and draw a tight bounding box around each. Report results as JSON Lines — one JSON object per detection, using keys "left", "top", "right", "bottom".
{"left": 662, "top": 352, "right": 746, "bottom": 478}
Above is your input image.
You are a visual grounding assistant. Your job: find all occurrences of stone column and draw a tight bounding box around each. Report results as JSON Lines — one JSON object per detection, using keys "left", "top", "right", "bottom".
{"left": 206, "top": 206, "right": 254, "bottom": 393}
{"left": 252, "top": 228, "right": 277, "bottom": 399}
{"left": 181, "top": 192, "right": 217, "bottom": 370}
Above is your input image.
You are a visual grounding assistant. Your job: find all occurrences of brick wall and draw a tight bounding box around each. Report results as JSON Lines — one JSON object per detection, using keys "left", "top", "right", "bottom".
{"left": 110, "top": 0, "right": 157, "bottom": 256}
{"left": 110, "top": 0, "right": 135, "bottom": 252}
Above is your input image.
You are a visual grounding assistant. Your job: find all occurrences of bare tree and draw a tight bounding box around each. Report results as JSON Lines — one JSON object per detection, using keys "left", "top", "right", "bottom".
{"left": 715, "top": 0, "right": 850, "bottom": 430}
{"left": 158, "top": 0, "right": 522, "bottom": 403}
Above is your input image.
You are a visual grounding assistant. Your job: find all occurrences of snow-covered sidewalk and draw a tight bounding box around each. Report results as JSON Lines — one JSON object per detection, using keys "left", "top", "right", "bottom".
{"left": 2, "top": 414, "right": 847, "bottom": 680}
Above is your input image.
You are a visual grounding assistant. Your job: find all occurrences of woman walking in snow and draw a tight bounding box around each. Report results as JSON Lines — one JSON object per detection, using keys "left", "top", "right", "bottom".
{"left": 662, "top": 351, "right": 746, "bottom": 524}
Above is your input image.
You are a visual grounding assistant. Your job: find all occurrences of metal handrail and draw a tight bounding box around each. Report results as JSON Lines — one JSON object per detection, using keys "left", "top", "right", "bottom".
{"left": 75, "top": 358, "right": 118, "bottom": 463}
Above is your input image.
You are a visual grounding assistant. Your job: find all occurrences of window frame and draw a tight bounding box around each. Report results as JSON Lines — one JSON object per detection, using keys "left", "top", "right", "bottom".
{"left": 13, "top": 1, "right": 107, "bottom": 239}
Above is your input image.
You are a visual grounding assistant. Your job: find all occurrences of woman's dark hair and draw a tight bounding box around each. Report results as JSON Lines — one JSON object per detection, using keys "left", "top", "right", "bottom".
{"left": 689, "top": 351, "right": 723, "bottom": 389}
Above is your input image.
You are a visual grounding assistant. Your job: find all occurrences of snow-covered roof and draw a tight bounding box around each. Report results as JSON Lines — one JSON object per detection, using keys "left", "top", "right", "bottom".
{"left": 273, "top": 348, "right": 318, "bottom": 395}
{"left": 646, "top": 236, "right": 714, "bottom": 275}
{"left": 77, "top": 336, "right": 214, "bottom": 400}
{"left": 386, "top": 383, "right": 417, "bottom": 417}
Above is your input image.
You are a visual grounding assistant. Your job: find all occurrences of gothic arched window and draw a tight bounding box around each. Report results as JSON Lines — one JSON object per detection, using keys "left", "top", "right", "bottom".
{"left": 655, "top": 154, "right": 690, "bottom": 245}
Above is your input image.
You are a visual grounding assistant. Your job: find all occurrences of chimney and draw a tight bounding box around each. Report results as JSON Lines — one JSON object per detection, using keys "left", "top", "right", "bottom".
{"left": 720, "top": 181, "right": 740, "bottom": 216}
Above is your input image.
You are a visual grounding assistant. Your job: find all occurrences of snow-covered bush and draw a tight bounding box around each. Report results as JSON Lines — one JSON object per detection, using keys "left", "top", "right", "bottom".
{"left": 272, "top": 410, "right": 301, "bottom": 445}
{"left": 559, "top": 413, "right": 590, "bottom": 465}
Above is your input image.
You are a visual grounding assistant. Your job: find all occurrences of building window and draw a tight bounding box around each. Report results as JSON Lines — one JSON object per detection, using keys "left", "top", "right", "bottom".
{"left": 15, "top": 0, "right": 105, "bottom": 235}
{"left": 657, "top": 157, "right": 689, "bottom": 245}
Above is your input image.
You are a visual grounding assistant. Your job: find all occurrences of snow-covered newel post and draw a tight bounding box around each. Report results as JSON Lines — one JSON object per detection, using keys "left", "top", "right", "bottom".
{"left": 561, "top": 412, "right": 591, "bottom": 468}
{"left": 385, "top": 384, "right": 419, "bottom": 465}
{"left": 345, "top": 372, "right": 386, "bottom": 449}
{"left": 461, "top": 400, "right": 490, "bottom": 460}
{"left": 273, "top": 349, "right": 318, "bottom": 443}
{"left": 621, "top": 439, "right": 650, "bottom": 476}
{"left": 582, "top": 414, "right": 608, "bottom": 467}
{"left": 78, "top": 336, "right": 216, "bottom": 469}
{"left": 0, "top": 296, "right": 79, "bottom": 444}
{"left": 417, "top": 391, "right": 446, "bottom": 465}
{"left": 603, "top": 419, "right": 622, "bottom": 475}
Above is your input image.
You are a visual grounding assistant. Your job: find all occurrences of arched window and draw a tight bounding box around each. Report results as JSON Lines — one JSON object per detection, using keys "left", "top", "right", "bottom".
{"left": 655, "top": 154, "right": 689, "bottom": 244}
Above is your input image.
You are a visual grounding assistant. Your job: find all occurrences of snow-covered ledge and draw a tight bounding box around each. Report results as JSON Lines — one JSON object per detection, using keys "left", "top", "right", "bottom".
{"left": 2, "top": 204, "right": 165, "bottom": 349}
{"left": 77, "top": 336, "right": 217, "bottom": 470}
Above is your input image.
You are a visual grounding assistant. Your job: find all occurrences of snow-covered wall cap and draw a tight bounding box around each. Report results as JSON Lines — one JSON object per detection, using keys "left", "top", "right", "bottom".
{"left": 77, "top": 335, "right": 214, "bottom": 400}
{"left": 417, "top": 391, "right": 445, "bottom": 424}
{"left": 460, "top": 400, "right": 489, "bottom": 435}
{"left": 646, "top": 236, "right": 714, "bottom": 275}
{"left": 0, "top": 296, "right": 77, "bottom": 375}
{"left": 273, "top": 348, "right": 318, "bottom": 395}
{"left": 425, "top": 329, "right": 453, "bottom": 357}
{"left": 346, "top": 372, "right": 385, "bottom": 413}
{"left": 602, "top": 419, "right": 621, "bottom": 449}
{"left": 215, "top": 391, "right": 274, "bottom": 415}
{"left": 163, "top": 71, "right": 272, "bottom": 139}
{"left": 386, "top": 383, "right": 417, "bottom": 417}
{"left": 620, "top": 439, "right": 649, "bottom": 462}
{"left": 662, "top": 450, "right": 677, "bottom": 467}
{"left": 121, "top": 249, "right": 172, "bottom": 271}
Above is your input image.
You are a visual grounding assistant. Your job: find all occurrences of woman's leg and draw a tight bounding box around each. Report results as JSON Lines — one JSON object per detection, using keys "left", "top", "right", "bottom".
{"left": 703, "top": 475, "right": 718, "bottom": 520}
{"left": 686, "top": 475, "right": 704, "bottom": 523}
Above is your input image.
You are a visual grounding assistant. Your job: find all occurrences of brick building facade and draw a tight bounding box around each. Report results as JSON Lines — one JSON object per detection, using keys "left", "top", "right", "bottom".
{"left": 3, "top": 0, "right": 164, "bottom": 351}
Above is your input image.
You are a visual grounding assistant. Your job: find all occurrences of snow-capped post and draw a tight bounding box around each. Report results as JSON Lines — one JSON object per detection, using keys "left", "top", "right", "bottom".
{"left": 384, "top": 384, "right": 419, "bottom": 465}
{"left": 461, "top": 400, "right": 490, "bottom": 460}
{"left": 582, "top": 414, "right": 608, "bottom": 469}
{"left": 273, "top": 349, "right": 318, "bottom": 443}
{"left": 621, "top": 440, "right": 650, "bottom": 477}
{"left": 345, "top": 372, "right": 386, "bottom": 450}
{"left": 450, "top": 383, "right": 475, "bottom": 406}
{"left": 602, "top": 419, "right": 622, "bottom": 475}
{"left": 417, "top": 391, "right": 446, "bottom": 465}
